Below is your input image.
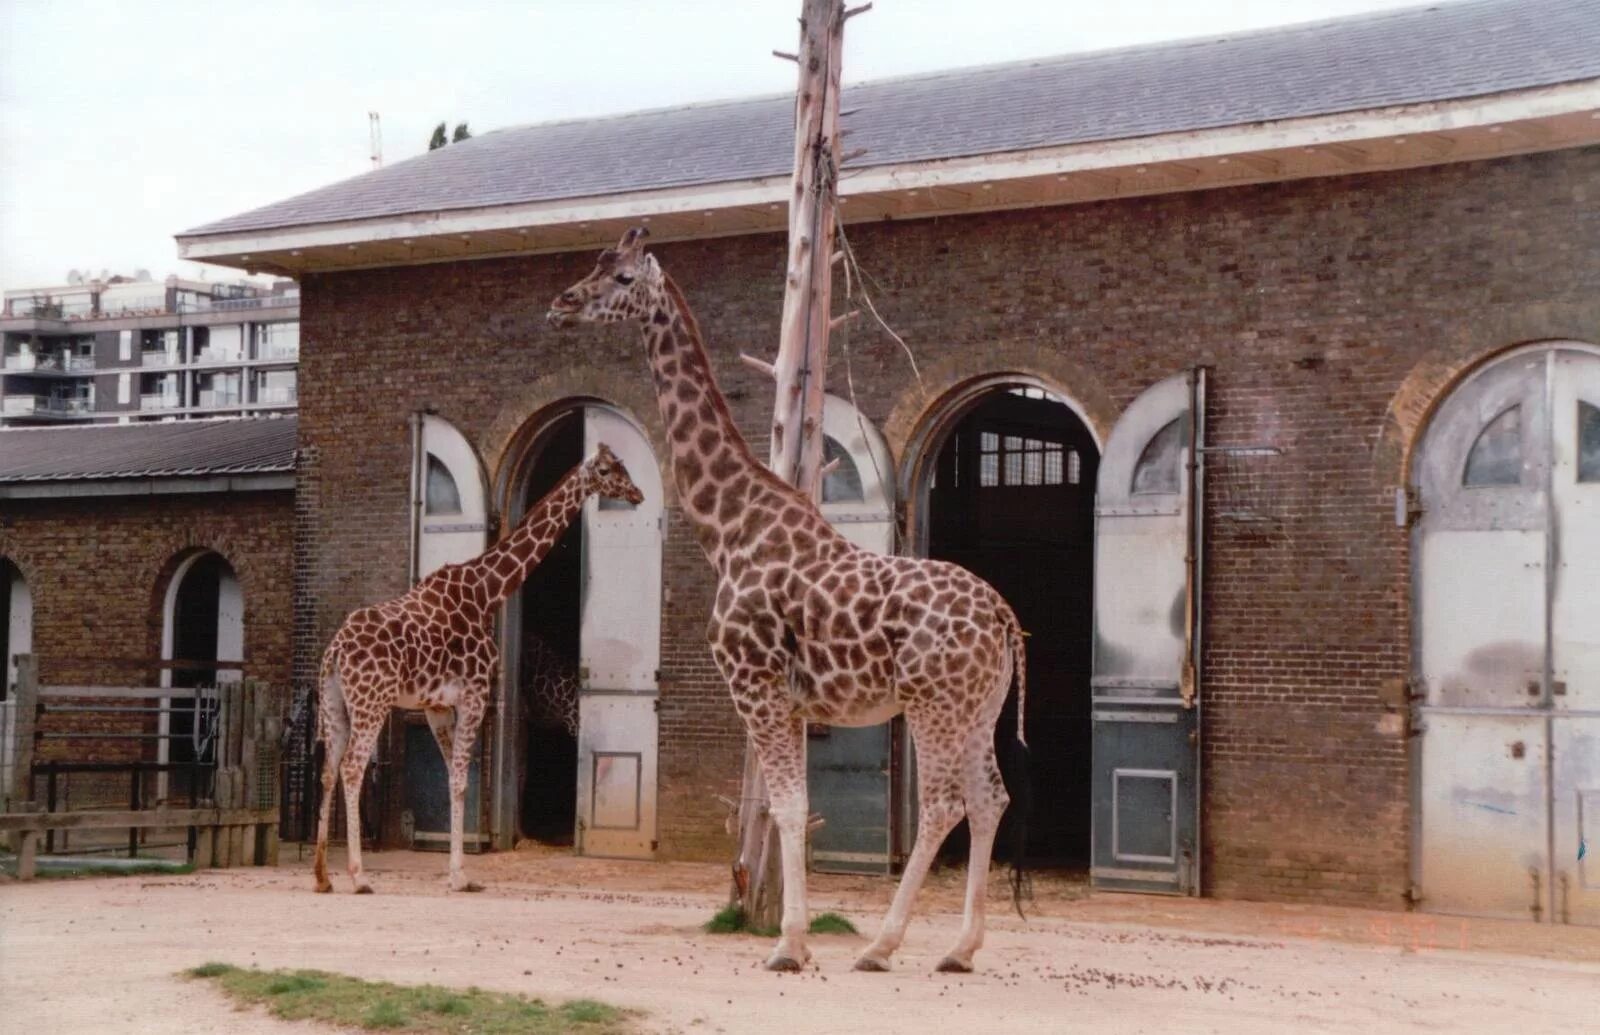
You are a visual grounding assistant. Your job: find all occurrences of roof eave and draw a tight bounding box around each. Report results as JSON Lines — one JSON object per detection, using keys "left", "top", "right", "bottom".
{"left": 0, "top": 471, "right": 295, "bottom": 499}
{"left": 176, "top": 80, "right": 1600, "bottom": 276}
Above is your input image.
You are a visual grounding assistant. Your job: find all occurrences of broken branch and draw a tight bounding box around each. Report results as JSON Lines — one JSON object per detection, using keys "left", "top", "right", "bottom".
{"left": 740, "top": 353, "right": 778, "bottom": 379}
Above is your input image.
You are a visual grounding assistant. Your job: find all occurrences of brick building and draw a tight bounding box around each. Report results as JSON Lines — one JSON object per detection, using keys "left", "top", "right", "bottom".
{"left": 0, "top": 418, "right": 296, "bottom": 805}
{"left": 177, "top": 0, "right": 1600, "bottom": 922}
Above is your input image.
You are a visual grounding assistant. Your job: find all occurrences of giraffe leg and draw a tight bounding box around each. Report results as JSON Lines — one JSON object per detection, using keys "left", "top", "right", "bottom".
{"left": 937, "top": 727, "right": 1011, "bottom": 973}
{"left": 438, "top": 704, "right": 486, "bottom": 893}
{"left": 748, "top": 712, "right": 811, "bottom": 971}
{"left": 340, "top": 723, "right": 381, "bottom": 894}
{"left": 312, "top": 677, "right": 350, "bottom": 893}
{"left": 855, "top": 714, "right": 964, "bottom": 972}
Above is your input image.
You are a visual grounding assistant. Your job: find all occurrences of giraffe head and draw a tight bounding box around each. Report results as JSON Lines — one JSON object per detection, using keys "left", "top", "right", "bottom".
{"left": 546, "top": 227, "right": 662, "bottom": 327}
{"left": 581, "top": 442, "right": 646, "bottom": 505}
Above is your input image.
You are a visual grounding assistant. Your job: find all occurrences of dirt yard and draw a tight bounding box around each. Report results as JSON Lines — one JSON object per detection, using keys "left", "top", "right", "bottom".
{"left": 2, "top": 844, "right": 1595, "bottom": 1034}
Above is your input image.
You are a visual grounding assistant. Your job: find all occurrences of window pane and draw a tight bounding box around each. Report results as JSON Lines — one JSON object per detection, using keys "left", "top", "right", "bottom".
{"left": 1067, "top": 449, "right": 1081, "bottom": 485}
{"left": 1463, "top": 406, "right": 1522, "bottom": 487}
{"left": 1003, "top": 451, "right": 1022, "bottom": 486}
{"left": 980, "top": 431, "right": 998, "bottom": 453}
{"left": 1580, "top": 402, "right": 1600, "bottom": 483}
{"left": 820, "top": 436, "right": 865, "bottom": 503}
{"left": 1044, "top": 445, "right": 1063, "bottom": 485}
{"left": 425, "top": 454, "right": 463, "bottom": 515}
{"left": 979, "top": 452, "right": 998, "bottom": 487}
{"left": 1023, "top": 450, "right": 1042, "bottom": 485}
{"left": 1132, "top": 419, "right": 1184, "bottom": 495}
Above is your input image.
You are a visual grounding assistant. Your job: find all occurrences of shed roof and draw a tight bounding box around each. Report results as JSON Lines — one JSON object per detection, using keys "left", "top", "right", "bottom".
{"left": 185, "top": 0, "right": 1600, "bottom": 239}
{"left": 0, "top": 417, "right": 297, "bottom": 484}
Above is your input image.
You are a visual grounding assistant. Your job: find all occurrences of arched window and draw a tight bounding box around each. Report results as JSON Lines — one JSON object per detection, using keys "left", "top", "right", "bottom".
{"left": 820, "top": 436, "right": 864, "bottom": 503}
{"left": 1578, "top": 401, "right": 1600, "bottom": 483}
{"left": 1131, "top": 418, "right": 1184, "bottom": 495}
{"left": 425, "top": 453, "right": 463, "bottom": 514}
{"left": 2, "top": 558, "right": 31, "bottom": 696}
{"left": 1462, "top": 405, "right": 1522, "bottom": 487}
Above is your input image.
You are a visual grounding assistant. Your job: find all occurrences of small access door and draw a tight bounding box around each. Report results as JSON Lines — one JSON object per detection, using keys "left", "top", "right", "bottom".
{"left": 1091, "top": 371, "right": 1203, "bottom": 894}
{"left": 574, "top": 406, "right": 664, "bottom": 858}
{"left": 808, "top": 396, "right": 897, "bottom": 874}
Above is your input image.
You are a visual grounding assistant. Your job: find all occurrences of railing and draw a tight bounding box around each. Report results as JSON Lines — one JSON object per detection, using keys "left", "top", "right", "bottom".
{"left": 97, "top": 296, "right": 167, "bottom": 317}
{"left": 140, "top": 393, "right": 182, "bottom": 411}
{"left": 1, "top": 354, "right": 94, "bottom": 373}
{"left": 193, "top": 350, "right": 246, "bottom": 365}
{"left": 1, "top": 655, "right": 280, "bottom": 879}
{"left": 189, "top": 293, "right": 299, "bottom": 314}
{"left": 255, "top": 385, "right": 298, "bottom": 405}
{"left": 255, "top": 344, "right": 300, "bottom": 361}
{"left": 2, "top": 396, "right": 92, "bottom": 417}
{"left": 195, "top": 390, "right": 244, "bottom": 408}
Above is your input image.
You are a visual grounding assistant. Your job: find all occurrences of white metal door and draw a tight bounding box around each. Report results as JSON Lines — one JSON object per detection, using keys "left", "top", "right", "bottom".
{"left": 1091, "top": 371, "right": 1202, "bottom": 894}
{"left": 812, "top": 395, "right": 896, "bottom": 874}
{"left": 1415, "top": 345, "right": 1600, "bottom": 925}
{"left": 1416, "top": 351, "right": 1550, "bottom": 920}
{"left": 575, "top": 406, "right": 664, "bottom": 857}
{"left": 1549, "top": 351, "right": 1600, "bottom": 925}
{"left": 414, "top": 415, "right": 489, "bottom": 579}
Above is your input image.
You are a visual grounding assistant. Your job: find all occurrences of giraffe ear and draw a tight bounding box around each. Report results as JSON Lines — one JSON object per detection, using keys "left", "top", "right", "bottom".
{"left": 642, "top": 254, "right": 661, "bottom": 280}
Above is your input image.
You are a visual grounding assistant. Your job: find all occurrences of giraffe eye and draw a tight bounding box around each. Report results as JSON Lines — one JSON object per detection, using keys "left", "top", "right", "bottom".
{"left": 613, "top": 274, "right": 635, "bottom": 285}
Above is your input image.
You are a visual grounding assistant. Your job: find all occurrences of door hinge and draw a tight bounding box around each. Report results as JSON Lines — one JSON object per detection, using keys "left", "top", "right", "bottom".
{"left": 1529, "top": 868, "right": 1543, "bottom": 922}
{"left": 652, "top": 697, "right": 660, "bottom": 713}
{"left": 1404, "top": 883, "right": 1424, "bottom": 908}
{"left": 651, "top": 839, "right": 659, "bottom": 852}
{"left": 1394, "top": 486, "right": 1424, "bottom": 528}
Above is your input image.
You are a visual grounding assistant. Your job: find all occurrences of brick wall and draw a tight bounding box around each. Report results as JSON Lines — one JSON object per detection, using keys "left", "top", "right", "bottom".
{"left": 294, "top": 147, "right": 1600, "bottom": 904}
{"left": 0, "top": 490, "right": 294, "bottom": 798}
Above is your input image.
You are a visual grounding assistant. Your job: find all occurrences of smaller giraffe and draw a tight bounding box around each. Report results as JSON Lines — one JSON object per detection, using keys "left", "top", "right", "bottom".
{"left": 313, "top": 444, "right": 644, "bottom": 894}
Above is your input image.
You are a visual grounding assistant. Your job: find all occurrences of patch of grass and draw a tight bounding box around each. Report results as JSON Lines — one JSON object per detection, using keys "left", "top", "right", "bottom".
{"left": 0, "top": 854, "right": 195, "bottom": 880}
{"left": 703, "top": 905, "right": 856, "bottom": 937}
{"left": 702, "top": 904, "right": 779, "bottom": 938}
{"left": 808, "top": 912, "right": 859, "bottom": 936}
{"left": 185, "top": 964, "right": 633, "bottom": 1033}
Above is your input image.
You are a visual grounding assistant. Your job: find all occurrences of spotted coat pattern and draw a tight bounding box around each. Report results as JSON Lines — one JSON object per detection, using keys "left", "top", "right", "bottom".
{"left": 548, "top": 229, "right": 1027, "bottom": 973}
{"left": 312, "top": 445, "right": 643, "bottom": 893}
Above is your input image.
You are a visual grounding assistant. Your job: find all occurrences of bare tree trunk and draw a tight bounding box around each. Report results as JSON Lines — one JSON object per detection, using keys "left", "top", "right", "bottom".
{"left": 732, "top": 0, "right": 857, "bottom": 931}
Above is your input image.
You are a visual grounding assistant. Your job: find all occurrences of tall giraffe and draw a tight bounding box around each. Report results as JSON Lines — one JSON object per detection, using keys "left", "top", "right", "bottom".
{"left": 549, "top": 229, "right": 1026, "bottom": 973}
{"left": 313, "top": 444, "right": 644, "bottom": 895}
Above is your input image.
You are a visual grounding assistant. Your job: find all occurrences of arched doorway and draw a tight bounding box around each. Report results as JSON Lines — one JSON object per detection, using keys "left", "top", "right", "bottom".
{"left": 2, "top": 558, "right": 32, "bottom": 800}
{"left": 1413, "top": 343, "right": 1600, "bottom": 926}
{"left": 910, "top": 381, "right": 1100, "bottom": 867}
{"left": 498, "top": 401, "right": 664, "bottom": 857}
{"left": 160, "top": 550, "right": 242, "bottom": 803}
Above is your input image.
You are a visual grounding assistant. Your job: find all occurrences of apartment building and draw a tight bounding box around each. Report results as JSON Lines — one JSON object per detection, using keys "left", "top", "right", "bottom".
{"left": 0, "top": 274, "right": 299, "bottom": 426}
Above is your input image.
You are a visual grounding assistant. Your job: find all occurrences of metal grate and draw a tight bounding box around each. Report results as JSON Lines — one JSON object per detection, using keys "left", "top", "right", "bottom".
{"left": 1201, "top": 445, "right": 1284, "bottom": 528}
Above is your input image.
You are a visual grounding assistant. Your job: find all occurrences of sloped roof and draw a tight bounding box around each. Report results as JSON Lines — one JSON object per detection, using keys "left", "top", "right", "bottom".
{"left": 184, "top": 0, "right": 1600, "bottom": 238}
{"left": 0, "top": 416, "right": 297, "bottom": 483}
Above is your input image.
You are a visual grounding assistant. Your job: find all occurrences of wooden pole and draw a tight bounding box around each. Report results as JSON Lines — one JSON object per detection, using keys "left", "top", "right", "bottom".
{"left": 733, "top": 0, "right": 858, "bottom": 931}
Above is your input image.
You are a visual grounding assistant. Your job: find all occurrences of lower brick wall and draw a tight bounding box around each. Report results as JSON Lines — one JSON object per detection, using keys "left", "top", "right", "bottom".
{"left": 1, "top": 489, "right": 294, "bottom": 806}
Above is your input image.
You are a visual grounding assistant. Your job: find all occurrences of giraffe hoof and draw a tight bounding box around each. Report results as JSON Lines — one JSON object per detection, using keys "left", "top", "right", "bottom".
{"left": 314, "top": 882, "right": 333, "bottom": 894}
{"left": 354, "top": 884, "right": 376, "bottom": 895}
{"left": 764, "top": 955, "right": 804, "bottom": 973}
{"left": 853, "top": 955, "right": 892, "bottom": 973}
{"left": 935, "top": 956, "right": 973, "bottom": 974}
{"left": 451, "top": 880, "right": 485, "bottom": 893}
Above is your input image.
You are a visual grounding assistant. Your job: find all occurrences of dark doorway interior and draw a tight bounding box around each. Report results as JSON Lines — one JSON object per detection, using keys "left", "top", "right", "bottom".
{"left": 170, "top": 553, "right": 226, "bottom": 802}
{"left": 927, "top": 387, "right": 1097, "bottom": 866}
{"left": 516, "top": 413, "right": 583, "bottom": 843}
{"left": 1, "top": 559, "right": 14, "bottom": 699}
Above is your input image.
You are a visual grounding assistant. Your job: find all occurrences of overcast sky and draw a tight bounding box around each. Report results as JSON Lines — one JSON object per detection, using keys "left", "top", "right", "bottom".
{"left": 0, "top": 0, "right": 1442, "bottom": 292}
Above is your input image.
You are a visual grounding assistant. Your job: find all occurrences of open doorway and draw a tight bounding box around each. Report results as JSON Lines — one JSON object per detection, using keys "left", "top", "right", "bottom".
{"left": 924, "top": 386, "right": 1098, "bottom": 867}
{"left": 513, "top": 412, "right": 584, "bottom": 843}
{"left": 161, "top": 551, "right": 242, "bottom": 804}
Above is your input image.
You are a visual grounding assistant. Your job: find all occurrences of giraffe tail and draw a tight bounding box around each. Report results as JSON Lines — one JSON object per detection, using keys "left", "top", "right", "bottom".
{"left": 1005, "top": 611, "right": 1033, "bottom": 919}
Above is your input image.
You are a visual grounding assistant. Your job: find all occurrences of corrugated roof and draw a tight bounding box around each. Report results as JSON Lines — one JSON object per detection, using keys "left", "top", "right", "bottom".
{"left": 184, "top": 0, "right": 1600, "bottom": 239}
{"left": 0, "top": 416, "right": 297, "bottom": 483}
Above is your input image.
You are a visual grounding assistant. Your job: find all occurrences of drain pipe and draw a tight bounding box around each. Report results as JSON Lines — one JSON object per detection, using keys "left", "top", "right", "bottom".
{"left": 407, "top": 412, "right": 423, "bottom": 585}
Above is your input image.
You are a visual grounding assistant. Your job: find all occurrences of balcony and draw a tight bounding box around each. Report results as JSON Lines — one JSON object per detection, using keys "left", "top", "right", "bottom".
{"left": 3, "top": 395, "right": 93, "bottom": 417}
{"left": 195, "top": 390, "right": 244, "bottom": 408}
{"left": 140, "top": 393, "right": 182, "bottom": 411}
{"left": 189, "top": 293, "right": 300, "bottom": 314}
{"left": 255, "top": 385, "right": 298, "bottom": 405}
{"left": 255, "top": 343, "right": 300, "bottom": 361}
{"left": 97, "top": 295, "right": 168, "bottom": 318}
{"left": 1, "top": 353, "right": 94, "bottom": 373}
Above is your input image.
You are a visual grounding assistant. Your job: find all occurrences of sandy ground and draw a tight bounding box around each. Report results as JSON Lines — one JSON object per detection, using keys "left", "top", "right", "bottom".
{"left": 2, "top": 844, "right": 1596, "bottom": 1034}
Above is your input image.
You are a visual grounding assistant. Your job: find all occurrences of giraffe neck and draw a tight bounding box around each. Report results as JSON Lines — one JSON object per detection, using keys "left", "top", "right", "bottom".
{"left": 466, "top": 466, "right": 588, "bottom": 605}
{"left": 642, "top": 276, "right": 787, "bottom": 559}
